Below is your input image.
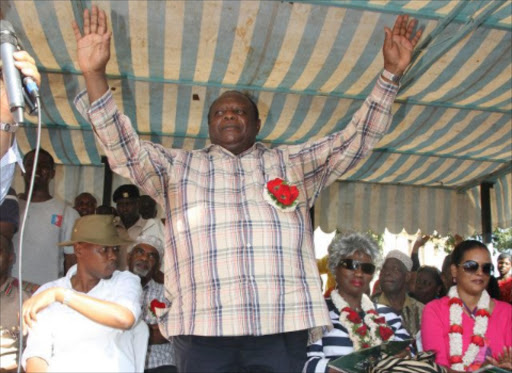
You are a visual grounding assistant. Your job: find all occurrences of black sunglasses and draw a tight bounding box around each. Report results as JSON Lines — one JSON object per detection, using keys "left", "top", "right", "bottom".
{"left": 458, "top": 260, "right": 493, "bottom": 276}
{"left": 338, "top": 259, "right": 376, "bottom": 275}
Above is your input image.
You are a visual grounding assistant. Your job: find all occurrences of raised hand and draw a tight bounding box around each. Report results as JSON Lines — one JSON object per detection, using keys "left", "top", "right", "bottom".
{"left": 71, "top": 5, "right": 111, "bottom": 76}
{"left": 382, "top": 14, "right": 423, "bottom": 76}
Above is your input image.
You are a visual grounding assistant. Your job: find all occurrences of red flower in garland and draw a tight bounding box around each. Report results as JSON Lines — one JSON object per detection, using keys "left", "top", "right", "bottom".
{"left": 449, "top": 298, "right": 464, "bottom": 307}
{"left": 475, "top": 309, "right": 490, "bottom": 318}
{"left": 346, "top": 310, "right": 362, "bottom": 324}
{"left": 355, "top": 325, "right": 368, "bottom": 336}
{"left": 374, "top": 316, "right": 386, "bottom": 324}
{"left": 449, "top": 355, "right": 463, "bottom": 364}
{"left": 378, "top": 326, "right": 394, "bottom": 341}
{"left": 150, "top": 299, "right": 166, "bottom": 317}
{"left": 449, "top": 324, "right": 463, "bottom": 334}
{"left": 265, "top": 178, "right": 299, "bottom": 208}
{"left": 361, "top": 343, "right": 370, "bottom": 349}
{"left": 366, "top": 309, "right": 378, "bottom": 316}
{"left": 471, "top": 335, "right": 485, "bottom": 347}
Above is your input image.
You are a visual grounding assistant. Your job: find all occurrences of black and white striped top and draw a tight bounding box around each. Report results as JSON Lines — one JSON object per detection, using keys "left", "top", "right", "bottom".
{"left": 303, "top": 298, "right": 411, "bottom": 373}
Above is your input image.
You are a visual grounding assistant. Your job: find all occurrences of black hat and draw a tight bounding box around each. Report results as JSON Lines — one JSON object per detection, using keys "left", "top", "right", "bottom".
{"left": 113, "top": 184, "right": 140, "bottom": 203}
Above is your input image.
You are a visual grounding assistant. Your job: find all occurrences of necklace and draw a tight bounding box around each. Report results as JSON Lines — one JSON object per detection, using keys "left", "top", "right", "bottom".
{"left": 331, "top": 290, "right": 394, "bottom": 351}
{"left": 448, "top": 286, "right": 490, "bottom": 371}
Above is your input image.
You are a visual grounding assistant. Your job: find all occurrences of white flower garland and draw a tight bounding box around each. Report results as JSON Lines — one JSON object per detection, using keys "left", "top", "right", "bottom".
{"left": 331, "top": 290, "right": 394, "bottom": 351}
{"left": 448, "top": 286, "right": 490, "bottom": 371}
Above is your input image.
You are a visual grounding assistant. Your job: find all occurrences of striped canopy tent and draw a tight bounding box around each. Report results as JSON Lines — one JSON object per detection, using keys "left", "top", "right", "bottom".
{"left": 3, "top": 0, "right": 511, "bottom": 237}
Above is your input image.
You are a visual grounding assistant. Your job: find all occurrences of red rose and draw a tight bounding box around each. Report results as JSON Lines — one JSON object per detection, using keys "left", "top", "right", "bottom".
{"left": 361, "top": 343, "right": 370, "bottom": 349}
{"left": 449, "top": 324, "right": 463, "bottom": 334}
{"left": 449, "top": 298, "right": 463, "bottom": 307}
{"left": 374, "top": 317, "right": 386, "bottom": 324}
{"left": 275, "top": 185, "right": 292, "bottom": 205}
{"left": 475, "top": 309, "right": 490, "bottom": 318}
{"left": 378, "top": 326, "right": 393, "bottom": 341}
{"left": 471, "top": 335, "right": 485, "bottom": 347}
{"left": 289, "top": 185, "right": 299, "bottom": 202}
{"left": 267, "top": 178, "right": 284, "bottom": 194}
{"left": 355, "top": 325, "right": 368, "bottom": 336}
{"left": 449, "top": 355, "right": 463, "bottom": 364}
{"left": 150, "top": 299, "right": 166, "bottom": 315}
{"left": 341, "top": 307, "right": 352, "bottom": 313}
{"left": 366, "top": 310, "right": 378, "bottom": 316}
{"left": 346, "top": 310, "right": 362, "bottom": 324}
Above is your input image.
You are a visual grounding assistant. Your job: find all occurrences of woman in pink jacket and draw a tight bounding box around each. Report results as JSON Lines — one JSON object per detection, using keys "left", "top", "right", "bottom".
{"left": 422, "top": 240, "right": 512, "bottom": 372}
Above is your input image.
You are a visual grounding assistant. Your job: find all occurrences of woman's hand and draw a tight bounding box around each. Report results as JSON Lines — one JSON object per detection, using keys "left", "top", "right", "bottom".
{"left": 486, "top": 346, "right": 512, "bottom": 370}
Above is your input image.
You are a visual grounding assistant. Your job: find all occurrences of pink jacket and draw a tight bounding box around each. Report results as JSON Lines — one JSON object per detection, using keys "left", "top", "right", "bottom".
{"left": 422, "top": 296, "right": 512, "bottom": 370}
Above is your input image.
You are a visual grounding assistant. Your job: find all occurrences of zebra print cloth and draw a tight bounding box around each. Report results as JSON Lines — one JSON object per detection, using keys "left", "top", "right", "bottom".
{"left": 370, "top": 351, "right": 447, "bottom": 373}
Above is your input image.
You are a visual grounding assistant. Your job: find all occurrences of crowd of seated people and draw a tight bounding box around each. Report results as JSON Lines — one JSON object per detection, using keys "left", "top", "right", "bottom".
{"left": 0, "top": 164, "right": 173, "bottom": 372}
{"left": 2, "top": 171, "right": 511, "bottom": 373}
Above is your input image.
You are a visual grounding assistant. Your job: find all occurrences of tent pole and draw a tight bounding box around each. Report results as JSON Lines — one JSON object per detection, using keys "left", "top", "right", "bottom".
{"left": 101, "top": 156, "right": 113, "bottom": 206}
{"left": 480, "top": 182, "right": 493, "bottom": 245}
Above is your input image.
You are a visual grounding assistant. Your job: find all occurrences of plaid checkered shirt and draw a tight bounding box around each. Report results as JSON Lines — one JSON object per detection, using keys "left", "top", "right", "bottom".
{"left": 75, "top": 75, "right": 398, "bottom": 337}
{"left": 142, "top": 280, "right": 175, "bottom": 369}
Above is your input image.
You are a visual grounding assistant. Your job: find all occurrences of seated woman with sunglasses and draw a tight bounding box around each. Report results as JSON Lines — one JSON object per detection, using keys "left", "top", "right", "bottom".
{"left": 422, "top": 240, "right": 512, "bottom": 372}
{"left": 304, "top": 233, "right": 410, "bottom": 373}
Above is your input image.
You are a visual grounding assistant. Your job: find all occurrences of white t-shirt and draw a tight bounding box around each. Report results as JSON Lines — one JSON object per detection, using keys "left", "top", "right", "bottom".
{"left": 22, "top": 265, "right": 145, "bottom": 372}
{"left": 13, "top": 197, "right": 79, "bottom": 284}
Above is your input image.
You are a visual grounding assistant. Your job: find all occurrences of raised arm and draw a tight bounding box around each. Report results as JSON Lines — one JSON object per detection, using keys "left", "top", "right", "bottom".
{"left": 382, "top": 14, "right": 423, "bottom": 79}
{"left": 71, "top": 5, "right": 111, "bottom": 103}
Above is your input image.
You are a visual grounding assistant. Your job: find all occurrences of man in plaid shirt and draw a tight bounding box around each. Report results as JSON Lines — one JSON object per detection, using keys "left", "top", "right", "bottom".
{"left": 72, "top": 6, "right": 422, "bottom": 372}
{"left": 128, "top": 235, "right": 176, "bottom": 373}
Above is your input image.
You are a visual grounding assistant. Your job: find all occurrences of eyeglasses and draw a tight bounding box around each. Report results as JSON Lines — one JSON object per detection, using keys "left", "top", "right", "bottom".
{"left": 338, "top": 259, "right": 376, "bottom": 275}
{"left": 458, "top": 260, "right": 493, "bottom": 276}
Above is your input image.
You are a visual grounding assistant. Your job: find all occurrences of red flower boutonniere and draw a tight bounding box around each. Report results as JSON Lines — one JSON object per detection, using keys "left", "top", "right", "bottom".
{"left": 149, "top": 299, "right": 166, "bottom": 317}
{"left": 263, "top": 178, "right": 299, "bottom": 211}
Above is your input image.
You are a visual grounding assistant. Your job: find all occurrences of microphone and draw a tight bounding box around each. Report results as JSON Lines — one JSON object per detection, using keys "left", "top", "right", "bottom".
{"left": 0, "top": 19, "right": 39, "bottom": 125}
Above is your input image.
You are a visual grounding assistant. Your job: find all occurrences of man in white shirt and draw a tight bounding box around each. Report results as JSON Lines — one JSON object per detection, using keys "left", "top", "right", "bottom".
{"left": 128, "top": 235, "right": 176, "bottom": 373}
{"left": 22, "top": 214, "right": 147, "bottom": 373}
{"left": 112, "top": 184, "right": 164, "bottom": 272}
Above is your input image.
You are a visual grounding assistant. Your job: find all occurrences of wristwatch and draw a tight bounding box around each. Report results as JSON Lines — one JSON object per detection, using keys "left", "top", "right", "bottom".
{"left": 381, "top": 69, "right": 401, "bottom": 85}
{"left": 0, "top": 122, "right": 18, "bottom": 133}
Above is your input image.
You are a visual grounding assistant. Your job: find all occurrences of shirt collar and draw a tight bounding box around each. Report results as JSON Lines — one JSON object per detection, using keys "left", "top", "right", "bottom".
{"left": 204, "top": 142, "right": 269, "bottom": 157}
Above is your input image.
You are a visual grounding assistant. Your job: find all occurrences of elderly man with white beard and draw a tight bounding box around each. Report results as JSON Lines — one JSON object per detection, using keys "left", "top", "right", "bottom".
{"left": 128, "top": 236, "right": 176, "bottom": 373}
